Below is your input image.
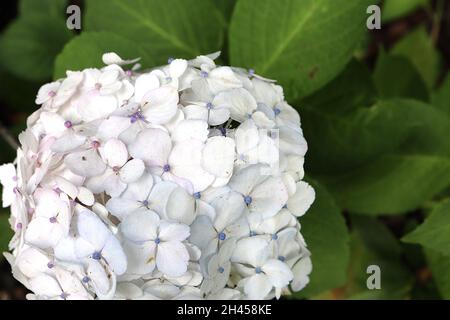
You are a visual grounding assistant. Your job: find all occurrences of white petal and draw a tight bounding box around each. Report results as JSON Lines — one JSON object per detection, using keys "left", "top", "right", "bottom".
{"left": 102, "top": 235, "right": 127, "bottom": 275}
{"left": 171, "top": 120, "right": 209, "bottom": 143}
{"left": 169, "top": 59, "right": 188, "bottom": 78}
{"left": 77, "top": 187, "right": 95, "bottom": 206}
{"left": 250, "top": 176, "right": 288, "bottom": 218}
{"left": 64, "top": 149, "right": 106, "bottom": 178}
{"left": 25, "top": 218, "right": 63, "bottom": 249}
{"left": 183, "top": 105, "right": 208, "bottom": 122}
{"left": 232, "top": 237, "right": 269, "bottom": 267}
{"left": 106, "top": 198, "right": 141, "bottom": 220}
{"left": 189, "top": 215, "right": 216, "bottom": 250}
{"left": 214, "top": 88, "right": 256, "bottom": 122}
{"left": 121, "top": 210, "right": 159, "bottom": 242}
{"left": 156, "top": 241, "right": 189, "bottom": 277}
{"left": 122, "top": 240, "right": 156, "bottom": 275}
{"left": 165, "top": 186, "right": 196, "bottom": 225}
{"left": 77, "top": 209, "right": 110, "bottom": 250}
{"left": 100, "top": 138, "right": 128, "bottom": 168}
{"left": 141, "top": 86, "right": 179, "bottom": 124}
{"left": 287, "top": 181, "right": 315, "bottom": 217}
{"left": 29, "top": 274, "right": 62, "bottom": 297}
{"left": 202, "top": 136, "right": 235, "bottom": 178}
{"left": 158, "top": 220, "right": 190, "bottom": 242}
{"left": 134, "top": 73, "right": 160, "bottom": 102}
{"left": 129, "top": 128, "right": 172, "bottom": 167}
{"left": 120, "top": 159, "right": 145, "bottom": 183}
{"left": 96, "top": 116, "right": 132, "bottom": 141}
{"left": 242, "top": 274, "right": 272, "bottom": 299}
{"left": 262, "top": 259, "right": 293, "bottom": 288}
{"left": 104, "top": 174, "right": 127, "bottom": 197}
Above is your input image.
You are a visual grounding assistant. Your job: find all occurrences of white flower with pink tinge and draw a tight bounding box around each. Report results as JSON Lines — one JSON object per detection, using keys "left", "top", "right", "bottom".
{"left": 0, "top": 51, "right": 314, "bottom": 300}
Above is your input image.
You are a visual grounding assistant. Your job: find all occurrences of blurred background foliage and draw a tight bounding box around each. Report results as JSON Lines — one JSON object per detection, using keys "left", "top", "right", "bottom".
{"left": 0, "top": 0, "right": 449, "bottom": 300}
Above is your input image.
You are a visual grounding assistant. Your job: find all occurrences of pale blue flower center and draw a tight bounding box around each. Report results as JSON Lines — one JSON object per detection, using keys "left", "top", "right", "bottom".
{"left": 274, "top": 107, "right": 281, "bottom": 116}
{"left": 218, "top": 232, "right": 226, "bottom": 241}
{"left": 155, "top": 238, "right": 161, "bottom": 244}
{"left": 244, "top": 195, "right": 252, "bottom": 205}
{"left": 271, "top": 234, "right": 278, "bottom": 240}
{"left": 249, "top": 231, "right": 257, "bottom": 237}
{"left": 47, "top": 262, "right": 54, "bottom": 269}
{"left": 255, "top": 267, "right": 262, "bottom": 274}
{"left": 82, "top": 276, "right": 91, "bottom": 283}
{"left": 49, "top": 216, "right": 57, "bottom": 224}
{"left": 194, "top": 192, "right": 201, "bottom": 199}
{"left": 163, "top": 164, "right": 171, "bottom": 172}
{"left": 64, "top": 120, "right": 73, "bottom": 128}
{"left": 92, "top": 251, "right": 102, "bottom": 260}
{"left": 278, "top": 256, "right": 285, "bottom": 262}
{"left": 218, "top": 266, "right": 225, "bottom": 274}
{"left": 200, "top": 71, "right": 208, "bottom": 78}
{"left": 206, "top": 102, "right": 213, "bottom": 110}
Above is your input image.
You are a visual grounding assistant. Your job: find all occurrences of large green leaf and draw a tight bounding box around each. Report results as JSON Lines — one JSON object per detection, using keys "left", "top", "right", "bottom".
{"left": 403, "top": 199, "right": 450, "bottom": 254}
{"left": 54, "top": 32, "right": 155, "bottom": 79}
{"left": 382, "top": 0, "right": 429, "bottom": 23}
{"left": 425, "top": 249, "right": 450, "bottom": 299}
{"left": 373, "top": 52, "right": 429, "bottom": 101}
{"left": 303, "top": 99, "right": 450, "bottom": 175}
{"left": 303, "top": 91, "right": 450, "bottom": 215}
{"left": 85, "top": 0, "right": 225, "bottom": 64}
{"left": 322, "top": 155, "right": 450, "bottom": 215}
{"left": 213, "top": 0, "right": 237, "bottom": 23}
{"left": 19, "top": 0, "right": 67, "bottom": 18}
{"left": 0, "top": 212, "right": 13, "bottom": 254}
{"left": 0, "top": 14, "right": 73, "bottom": 81}
{"left": 294, "top": 180, "right": 350, "bottom": 298}
{"left": 300, "top": 59, "right": 377, "bottom": 116}
{"left": 343, "top": 216, "right": 413, "bottom": 299}
{"left": 432, "top": 72, "right": 450, "bottom": 117}
{"left": 391, "top": 27, "right": 441, "bottom": 89}
{"left": 229, "top": 0, "right": 374, "bottom": 101}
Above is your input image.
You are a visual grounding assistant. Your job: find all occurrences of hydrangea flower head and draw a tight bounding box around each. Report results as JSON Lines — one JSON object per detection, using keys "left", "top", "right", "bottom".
{"left": 0, "top": 52, "right": 315, "bottom": 300}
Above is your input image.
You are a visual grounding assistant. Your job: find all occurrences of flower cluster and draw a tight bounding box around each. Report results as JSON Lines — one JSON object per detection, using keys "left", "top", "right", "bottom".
{"left": 0, "top": 52, "right": 315, "bottom": 300}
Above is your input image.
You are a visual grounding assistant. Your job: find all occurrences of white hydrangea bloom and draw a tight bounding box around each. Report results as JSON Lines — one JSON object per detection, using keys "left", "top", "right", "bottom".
{"left": 1, "top": 52, "right": 315, "bottom": 300}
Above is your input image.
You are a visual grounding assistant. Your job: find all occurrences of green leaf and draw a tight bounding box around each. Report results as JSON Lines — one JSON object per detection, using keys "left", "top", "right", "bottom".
{"left": 425, "top": 249, "right": 450, "bottom": 299}
{"left": 432, "top": 72, "right": 450, "bottom": 117}
{"left": 0, "top": 64, "right": 40, "bottom": 113}
{"left": 19, "top": 0, "right": 67, "bottom": 18}
{"left": 229, "top": 0, "right": 375, "bottom": 101}
{"left": 323, "top": 154, "right": 450, "bottom": 215}
{"left": 391, "top": 27, "right": 441, "bottom": 88}
{"left": 294, "top": 180, "right": 350, "bottom": 298}
{"left": 54, "top": 32, "right": 155, "bottom": 79}
{"left": 403, "top": 199, "right": 450, "bottom": 254}
{"left": 0, "top": 15, "right": 73, "bottom": 81}
{"left": 344, "top": 216, "right": 413, "bottom": 299}
{"left": 0, "top": 212, "right": 13, "bottom": 254}
{"left": 300, "top": 59, "right": 377, "bottom": 116}
{"left": 303, "top": 96, "right": 450, "bottom": 214}
{"left": 213, "top": 0, "right": 237, "bottom": 23}
{"left": 373, "top": 52, "right": 429, "bottom": 101}
{"left": 85, "top": 0, "right": 225, "bottom": 64}
{"left": 303, "top": 99, "right": 450, "bottom": 175}
{"left": 382, "top": 0, "right": 428, "bottom": 23}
